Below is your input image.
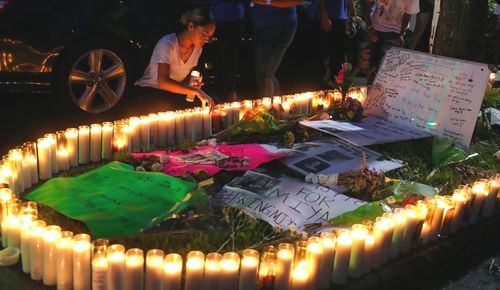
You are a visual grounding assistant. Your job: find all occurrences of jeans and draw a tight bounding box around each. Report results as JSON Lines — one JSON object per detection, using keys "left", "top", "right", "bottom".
{"left": 370, "top": 31, "right": 401, "bottom": 68}
{"left": 324, "top": 19, "right": 347, "bottom": 79}
{"left": 253, "top": 22, "right": 297, "bottom": 98}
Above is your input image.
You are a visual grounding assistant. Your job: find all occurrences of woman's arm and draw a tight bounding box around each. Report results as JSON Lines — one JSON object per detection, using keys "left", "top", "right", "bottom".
{"left": 253, "top": 0, "right": 303, "bottom": 8}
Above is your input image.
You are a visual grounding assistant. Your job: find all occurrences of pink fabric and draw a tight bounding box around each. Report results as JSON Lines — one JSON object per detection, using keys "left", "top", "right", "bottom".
{"left": 132, "top": 144, "right": 283, "bottom": 176}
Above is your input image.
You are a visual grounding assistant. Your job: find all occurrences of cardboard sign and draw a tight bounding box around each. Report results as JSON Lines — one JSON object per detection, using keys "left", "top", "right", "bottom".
{"left": 217, "top": 171, "right": 366, "bottom": 232}
{"left": 365, "top": 47, "right": 490, "bottom": 148}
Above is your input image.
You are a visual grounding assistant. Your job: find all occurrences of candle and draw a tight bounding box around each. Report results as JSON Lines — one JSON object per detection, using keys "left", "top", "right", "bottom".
{"left": 57, "top": 148, "right": 69, "bottom": 171}
{"left": 43, "top": 225, "right": 62, "bottom": 286}
{"left": 73, "top": 234, "right": 91, "bottom": 290}
{"left": 37, "top": 138, "right": 52, "bottom": 180}
{"left": 261, "top": 97, "right": 272, "bottom": 109}
{"left": 220, "top": 252, "right": 240, "bottom": 290}
{"left": 90, "top": 124, "right": 102, "bottom": 162}
{"left": 202, "top": 107, "right": 212, "bottom": 138}
{"left": 23, "top": 142, "right": 38, "bottom": 185}
{"left": 318, "top": 232, "right": 335, "bottom": 289}
{"left": 231, "top": 102, "right": 241, "bottom": 122}
{"left": 419, "top": 222, "right": 431, "bottom": 245}
{"left": 0, "top": 188, "right": 14, "bottom": 222}
{"left": 122, "top": 124, "right": 132, "bottom": 153}
{"left": 19, "top": 147, "right": 32, "bottom": 189}
{"left": 363, "top": 234, "right": 375, "bottom": 274}
{"left": 275, "top": 243, "right": 294, "bottom": 290}
{"left": 92, "top": 239, "right": 109, "bottom": 290}
{"left": 78, "top": 126, "right": 90, "bottom": 165}
{"left": 157, "top": 112, "right": 169, "bottom": 147}
{"left": 401, "top": 205, "right": 418, "bottom": 253}
{"left": 438, "top": 196, "right": 455, "bottom": 238}
{"left": 125, "top": 248, "right": 144, "bottom": 290}
{"left": 185, "top": 251, "right": 204, "bottom": 290}
{"left": 44, "top": 133, "right": 59, "bottom": 174}
{"left": 349, "top": 224, "right": 367, "bottom": 278}
{"left": 129, "top": 117, "right": 141, "bottom": 152}
{"left": 65, "top": 128, "right": 79, "bottom": 167}
{"left": 239, "top": 249, "right": 259, "bottom": 290}
{"left": 307, "top": 237, "right": 323, "bottom": 288}
{"left": 0, "top": 164, "right": 13, "bottom": 189}
{"left": 203, "top": 252, "right": 222, "bottom": 290}
{"left": 29, "top": 220, "right": 46, "bottom": 280}
{"left": 107, "top": 244, "right": 126, "bottom": 290}
{"left": 281, "top": 101, "right": 291, "bottom": 119}
{"left": 483, "top": 177, "right": 499, "bottom": 218}
{"left": 372, "top": 218, "right": 386, "bottom": 269}
{"left": 258, "top": 246, "right": 278, "bottom": 289}
{"left": 429, "top": 197, "right": 446, "bottom": 240}
{"left": 140, "top": 115, "right": 151, "bottom": 150}
{"left": 145, "top": 249, "right": 164, "bottom": 290}
{"left": 239, "top": 100, "right": 253, "bottom": 120}
{"left": 20, "top": 213, "right": 36, "bottom": 273}
{"left": 9, "top": 148, "right": 25, "bottom": 194}
{"left": 163, "top": 253, "right": 183, "bottom": 290}
{"left": 291, "top": 241, "right": 308, "bottom": 290}
{"left": 5, "top": 202, "right": 21, "bottom": 247}
{"left": 56, "top": 231, "right": 74, "bottom": 290}
{"left": 469, "top": 180, "right": 489, "bottom": 224}
{"left": 102, "top": 122, "right": 114, "bottom": 159}
{"left": 390, "top": 208, "right": 407, "bottom": 258}
{"left": 174, "top": 110, "right": 186, "bottom": 145}
{"left": 212, "top": 107, "right": 222, "bottom": 133}
{"left": 193, "top": 107, "right": 204, "bottom": 141}
{"left": 380, "top": 214, "right": 395, "bottom": 263}
{"left": 149, "top": 113, "right": 159, "bottom": 147}
{"left": 184, "top": 109, "right": 196, "bottom": 142}
{"left": 332, "top": 230, "right": 352, "bottom": 285}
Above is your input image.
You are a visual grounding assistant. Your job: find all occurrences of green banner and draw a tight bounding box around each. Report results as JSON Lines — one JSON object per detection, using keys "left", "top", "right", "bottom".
{"left": 26, "top": 162, "right": 201, "bottom": 238}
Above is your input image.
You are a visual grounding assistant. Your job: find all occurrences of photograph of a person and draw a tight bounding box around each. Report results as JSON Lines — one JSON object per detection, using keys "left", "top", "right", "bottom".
{"left": 292, "top": 157, "right": 330, "bottom": 174}
{"left": 228, "top": 172, "right": 280, "bottom": 195}
{"left": 316, "top": 149, "right": 352, "bottom": 162}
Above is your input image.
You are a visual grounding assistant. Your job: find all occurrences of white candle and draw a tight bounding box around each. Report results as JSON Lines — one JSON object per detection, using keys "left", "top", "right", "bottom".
{"left": 163, "top": 253, "right": 183, "bottom": 290}
{"left": 0, "top": 188, "right": 14, "bottom": 223}
{"left": 44, "top": 133, "right": 59, "bottom": 174}
{"left": 0, "top": 164, "right": 13, "bottom": 190}
{"left": 125, "top": 248, "right": 144, "bottom": 290}
{"left": 149, "top": 113, "right": 159, "bottom": 147}
{"left": 23, "top": 141, "right": 38, "bottom": 185}
{"left": 231, "top": 102, "right": 241, "bottom": 122}
{"left": 290, "top": 261, "right": 309, "bottom": 290}
{"left": 37, "top": 138, "right": 52, "bottom": 180}
{"left": 349, "top": 224, "right": 367, "bottom": 278}
{"left": 65, "top": 128, "right": 79, "bottom": 167}
{"left": 20, "top": 151, "right": 32, "bottom": 189}
{"left": 56, "top": 231, "right": 74, "bottom": 290}
{"left": 372, "top": 218, "right": 386, "bottom": 269}
{"left": 73, "top": 234, "right": 91, "bottom": 290}
{"left": 318, "top": 232, "right": 335, "bottom": 290}
{"left": 43, "top": 225, "right": 62, "bottom": 286}
{"left": 129, "top": 117, "right": 141, "bottom": 152}
{"left": 107, "top": 244, "right": 126, "bottom": 290}
{"left": 8, "top": 148, "right": 24, "bottom": 194}
{"left": 203, "top": 252, "right": 222, "bottom": 290}
{"left": 20, "top": 214, "right": 36, "bottom": 273}
{"left": 57, "top": 149, "right": 70, "bottom": 171}
{"left": 185, "top": 251, "right": 204, "bottom": 290}
{"left": 157, "top": 112, "right": 169, "bottom": 147}
{"left": 29, "top": 220, "right": 46, "bottom": 280}
{"left": 450, "top": 190, "right": 466, "bottom": 234}
{"left": 163, "top": 112, "right": 176, "bottom": 146}
{"left": 223, "top": 103, "right": 233, "bottom": 127}
{"left": 429, "top": 197, "right": 446, "bottom": 240}
{"left": 275, "top": 243, "right": 294, "bottom": 290}
{"left": 174, "top": 110, "right": 186, "bottom": 145}
{"left": 78, "top": 126, "right": 90, "bottom": 165}
{"left": 5, "top": 206, "right": 21, "bottom": 247}
{"left": 469, "top": 180, "right": 489, "bottom": 224}
{"left": 145, "top": 249, "right": 164, "bottom": 290}
{"left": 261, "top": 97, "right": 272, "bottom": 110}
{"left": 332, "top": 230, "right": 352, "bottom": 285}
{"left": 220, "top": 252, "right": 240, "bottom": 290}
{"left": 239, "top": 100, "right": 253, "bottom": 120}
{"left": 90, "top": 124, "right": 102, "bottom": 162}
{"left": 92, "top": 239, "right": 109, "bottom": 290}
{"left": 258, "top": 246, "right": 278, "bottom": 288}
{"left": 193, "top": 107, "right": 204, "bottom": 141}
{"left": 202, "top": 107, "right": 212, "bottom": 138}
{"left": 363, "top": 234, "right": 375, "bottom": 274}
{"left": 483, "top": 178, "right": 499, "bottom": 218}
{"left": 140, "top": 115, "right": 151, "bottom": 150}
{"left": 307, "top": 237, "right": 323, "bottom": 288}
{"left": 380, "top": 214, "right": 395, "bottom": 263}
{"left": 419, "top": 222, "right": 431, "bottom": 245}
{"left": 239, "top": 249, "right": 259, "bottom": 290}
{"left": 401, "top": 206, "right": 418, "bottom": 253}
{"left": 102, "top": 122, "right": 114, "bottom": 160}
{"left": 390, "top": 208, "right": 407, "bottom": 258}
{"left": 184, "top": 109, "right": 196, "bottom": 142}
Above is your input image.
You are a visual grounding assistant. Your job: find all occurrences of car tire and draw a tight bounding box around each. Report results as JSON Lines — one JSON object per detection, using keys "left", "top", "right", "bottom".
{"left": 53, "top": 38, "right": 135, "bottom": 114}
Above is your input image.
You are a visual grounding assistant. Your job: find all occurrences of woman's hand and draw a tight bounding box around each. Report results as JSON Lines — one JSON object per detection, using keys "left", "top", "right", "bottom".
{"left": 195, "top": 89, "right": 215, "bottom": 112}
{"left": 191, "top": 81, "right": 205, "bottom": 89}
{"left": 367, "top": 26, "right": 378, "bottom": 43}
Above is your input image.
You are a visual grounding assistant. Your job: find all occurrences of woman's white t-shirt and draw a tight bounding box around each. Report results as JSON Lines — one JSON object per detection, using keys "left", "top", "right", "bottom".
{"left": 135, "top": 33, "right": 202, "bottom": 88}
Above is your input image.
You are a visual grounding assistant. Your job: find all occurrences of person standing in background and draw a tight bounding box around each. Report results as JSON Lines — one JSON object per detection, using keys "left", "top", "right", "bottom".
{"left": 407, "top": 0, "right": 434, "bottom": 52}
{"left": 209, "top": 0, "right": 246, "bottom": 102}
{"left": 251, "top": 0, "right": 304, "bottom": 98}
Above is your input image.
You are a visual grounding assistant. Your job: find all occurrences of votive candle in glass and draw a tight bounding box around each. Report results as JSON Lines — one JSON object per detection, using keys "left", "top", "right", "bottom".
{"left": 92, "top": 239, "right": 109, "bottom": 290}
{"left": 349, "top": 224, "right": 367, "bottom": 278}
{"left": 307, "top": 237, "right": 323, "bottom": 288}
{"left": 65, "top": 128, "right": 79, "bottom": 167}
{"left": 401, "top": 205, "right": 418, "bottom": 252}
{"left": 204, "top": 252, "right": 222, "bottom": 290}
{"left": 483, "top": 176, "right": 499, "bottom": 218}
{"left": 140, "top": 115, "right": 151, "bottom": 150}
{"left": 78, "top": 125, "right": 90, "bottom": 165}
{"left": 107, "top": 244, "right": 126, "bottom": 290}
{"left": 43, "top": 225, "right": 62, "bottom": 286}
{"left": 239, "top": 249, "right": 259, "bottom": 290}
{"left": 73, "top": 234, "right": 91, "bottom": 290}
{"left": 57, "top": 148, "right": 69, "bottom": 171}
{"left": 56, "top": 231, "right": 74, "bottom": 290}
{"left": 125, "top": 248, "right": 144, "bottom": 290}
{"left": 202, "top": 107, "right": 213, "bottom": 138}
{"left": 129, "top": 117, "right": 141, "bottom": 152}
{"left": 44, "top": 133, "right": 59, "bottom": 174}
{"left": 275, "top": 243, "right": 294, "bottom": 290}
{"left": 332, "top": 230, "right": 352, "bottom": 285}
{"left": 90, "top": 124, "right": 102, "bottom": 162}
{"left": 291, "top": 241, "right": 308, "bottom": 290}
{"left": 163, "top": 253, "right": 183, "bottom": 290}
{"left": 258, "top": 246, "right": 278, "bottom": 289}
{"left": 8, "top": 148, "right": 25, "bottom": 194}
{"left": 29, "top": 220, "right": 46, "bottom": 280}
{"left": 102, "top": 122, "right": 114, "bottom": 159}
{"left": 23, "top": 141, "right": 38, "bottom": 185}
{"left": 185, "top": 251, "right": 204, "bottom": 290}
{"left": 220, "top": 252, "right": 240, "bottom": 290}
{"left": 37, "top": 138, "right": 52, "bottom": 180}
{"left": 5, "top": 201, "right": 21, "bottom": 248}
{"left": 469, "top": 180, "right": 489, "bottom": 224}
{"left": 318, "top": 232, "right": 336, "bottom": 289}
{"left": 174, "top": 110, "right": 186, "bottom": 145}
{"left": 148, "top": 113, "right": 159, "bottom": 147}
{"left": 390, "top": 208, "right": 407, "bottom": 258}
{"left": 20, "top": 213, "right": 36, "bottom": 273}
{"left": 145, "top": 249, "right": 164, "bottom": 290}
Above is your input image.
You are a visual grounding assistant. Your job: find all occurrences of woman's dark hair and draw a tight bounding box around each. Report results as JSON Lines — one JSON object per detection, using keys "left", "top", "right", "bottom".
{"left": 180, "top": 7, "right": 215, "bottom": 27}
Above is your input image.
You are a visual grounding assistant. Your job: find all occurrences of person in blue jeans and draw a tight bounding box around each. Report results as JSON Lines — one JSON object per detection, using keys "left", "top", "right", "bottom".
{"left": 251, "top": 0, "right": 303, "bottom": 98}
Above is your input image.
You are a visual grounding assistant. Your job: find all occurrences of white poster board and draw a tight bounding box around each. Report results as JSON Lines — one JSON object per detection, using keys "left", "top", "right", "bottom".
{"left": 217, "top": 171, "right": 366, "bottom": 232}
{"left": 365, "top": 47, "right": 490, "bottom": 148}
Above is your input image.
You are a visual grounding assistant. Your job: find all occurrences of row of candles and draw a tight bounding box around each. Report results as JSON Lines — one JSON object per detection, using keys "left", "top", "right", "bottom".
{"left": 0, "top": 89, "right": 367, "bottom": 197}
{"left": 0, "top": 175, "right": 498, "bottom": 290}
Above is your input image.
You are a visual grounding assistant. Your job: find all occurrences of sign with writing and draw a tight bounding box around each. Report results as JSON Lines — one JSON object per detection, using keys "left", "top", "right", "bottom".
{"left": 300, "top": 118, "right": 431, "bottom": 146}
{"left": 365, "top": 47, "right": 490, "bottom": 148}
{"left": 26, "top": 162, "right": 199, "bottom": 238}
{"left": 217, "top": 171, "right": 366, "bottom": 232}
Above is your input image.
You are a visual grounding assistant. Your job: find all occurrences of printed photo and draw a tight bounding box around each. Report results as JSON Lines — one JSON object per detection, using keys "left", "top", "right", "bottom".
{"left": 316, "top": 149, "right": 352, "bottom": 162}
{"left": 228, "top": 172, "right": 280, "bottom": 195}
{"left": 292, "top": 157, "right": 330, "bottom": 174}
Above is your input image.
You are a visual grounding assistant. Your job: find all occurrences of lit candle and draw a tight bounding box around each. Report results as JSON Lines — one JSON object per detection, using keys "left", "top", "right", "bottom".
{"left": 231, "top": 102, "right": 241, "bottom": 122}
{"left": 102, "top": 122, "right": 114, "bottom": 160}
{"left": 281, "top": 101, "right": 291, "bottom": 119}
{"left": 90, "top": 124, "right": 102, "bottom": 162}
{"left": 78, "top": 125, "right": 90, "bottom": 165}
{"left": 363, "top": 234, "right": 375, "bottom": 274}
{"left": 483, "top": 177, "right": 499, "bottom": 218}
{"left": 37, "top": 138, "right": 52, "bottom": 180}
{"left": 318, "top": 232, "right": 335, "bottom": 289}
{"left": 469, "top": 180, "right": 489, "bottom": 224}
{"left": 380, "top": 214, "right": 395, "bottom": 263}
{"left": 65, "top": 128, "right": 79, "bottom": 167}
{"left": 107, "top": 244, "right": 126, "bottom": 290}
{"left": 174, "top": 110, "right": 186, "bottom": 145}
{"left": 291, "top": 241, "right": 308, "bottom": 290}
{"left": 20, "top": 213, "right": 36, "bottom": 273}
{"left": 0, "top": 188, "right": 14, "bottom": 222}
{"left": 0, "top": 164, "right": 13, "bottom": 189}
{"left": 258, "top": 246, "right": 278, "bottom": 289}
{"left": 332, "top": 230, "right": 352, "bottom": 285}
{"left": 203, "top": 252, "right": 222, "bottom": 290}
{"left": 371, "top": 218, "right": 386, "bottom": 269}
{"left": 129, "top": 117, "right": 141, "bottom": 152}
{"left": 125, "top": 248, "right": 144, "bottom": 290}
{"left": 8, "top": 148, "right": 24, "bottom": 194}
{"left": 73, "top": 234, "right": 91, "bottom": 290}
{"left": 29, "top": 220, "right": 46, "bottom": 280}
{"left": 44, "top": 133, "right": 59, "bottom": 174}
{"left": 185, "top": 251, "right": 204, "bottom": 290}
{"left": 390, "top": 208, "right": 407, "bottom": 258}
{"left": 429, "top": 197, "right": 446, "bottom": 240}
{"left": 419, "top": 222, "right": 431, "bottom": 245}
{"left": 139, "top": 115, "right": 150, "bottom": 150}
{"left": 275, "top": 243, "right": 294, "bottom": 290}
{"left": 23, "top": 141, "right": 38, "bottom": 185}
{"left": 307, "top": 237, "right": 323, "bottom": 288}
{"left": 43, "top": 225, "right": 62, "bottom": 286}
{"left": 57, "top": 148, "right": 69, "bottom": 171}
{"left": 163, "top": 253, "right": 183, "bottom": 290}
{"left": 490, "top": 72, "right": 496, "bottom": 83}
{"left": 184, "top": 109, "right": 196, "bottom": 142}
{"left": 193, "top": 107, "right": 204, "bottom": 141}
{"left": 202, "top": 107, "right": 212, "bottom": 138}
{"left": 5, "top": 201, "right": 21, "bottom": 247}
{"left": 220, "top": 252, "right": 240, "bottom": 290}
{"left": 157, "top": 112, "right": 169, "bottom": 147}
{"left": 149, "top": 113, "right": 159, "bottom": 147}
{"left": 261, "top": 97, "right": 272, "bottom": 110}
{"left": 239, "top": 100, "right": 253, "bottom": 120}
{"left": 20, "top": 147, "right": 32, "bottom": 189}
{"left": 438, "top": 196, "right": 456, "bottom": 238}
{"left": 239, "top": 249, "right": 259, "bottom": 290}
{"left": 349, "top": 224, "right": 367, "bottom": 278}
{"left": 92, "top": 239, "right": 109, "bottom": 290}
{"left": 56, "top": 231, "right": 74, "bottom": 290}
{"left": 145, "top": 249, "right": 164, "bottom": 290}
{"left": 223, "top": 103, "right": 233, "bottom": 127}
{"left": 401, "top": 205, "right": 418, "bottom": 253}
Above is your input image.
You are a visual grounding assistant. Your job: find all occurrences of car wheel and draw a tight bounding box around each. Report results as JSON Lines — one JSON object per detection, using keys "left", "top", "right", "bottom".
{"left": 54, "top": 42, "right": 132, "bottom": 114}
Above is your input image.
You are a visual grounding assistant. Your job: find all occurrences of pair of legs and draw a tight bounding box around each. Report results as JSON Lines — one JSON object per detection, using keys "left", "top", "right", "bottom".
{"left": 324, "top": 19, "right": 348, "bottom": 80}
{"left": 253, "top": 22, "right": 297, "bottom": 98}
{"left": 370, "top": 31, "right": 402, "bottom": 68}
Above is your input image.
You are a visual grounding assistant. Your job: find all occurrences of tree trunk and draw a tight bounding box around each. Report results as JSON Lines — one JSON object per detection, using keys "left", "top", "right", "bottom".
{"left": 433, "top": 0, "right": 489, "bottom": 62}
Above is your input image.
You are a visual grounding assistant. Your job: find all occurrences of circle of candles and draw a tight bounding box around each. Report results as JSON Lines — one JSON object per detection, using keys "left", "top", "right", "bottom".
{"left": 102, "top": 122, "right": 114, "bottom": 160}
{"left": 140, "top": 115, "right": 151, "bottom": 150}
{"left": 239, "top": 249, "right": 259, "bottom": 290}
{"left": 185, "top": 251, "right": 204, "bottom": 290}
{"left": 163, "top": 253, "right": 183, "bottom": 290}
{"left": 43, "top": 225, "right": 62, "bottom": 286}
{"left": 258, "top": 245, "right": 278, "bottom": 289}
{"left": 275, "top": 243, "right": 294, "bottom": 290}
{"left": 128, "top": 117, "right": 141, "bottom": 152}
{"left": 29, "top": 220, "right": 46, "bottom": 280}
{"left": 72, "top": 234, "right": 91, "bottom": 290}
{"left": 332, "top": 230, "right": 352, "bottom": 285}
{"left": 65, "top": 128, "right": 79, "bottom": 167}
{"left": 145, "top": 249, "right": 164, "bottom": 290}
{"left": 56, "top": 231, "right": 74, "bottom": 290}
{"left": 349, "top": 224, "right": 367, "bottom": 278}
{"left": 44, "top": 133, "right": 59, "bottom": 174}
{"left": 318, "top": 232, "right": 336, "bottom": 289}
{"left": 107, "top": 244, "right": 126, "bottom": 290}
{"left": 125, "top": 248, "right": 144, "bottom": 290}
{"left": 78, "top": 126, "right": 90, "bottom": 165}
{"left": 204, "top": 252, "right": 222, "bottom": 290}
{"left": 92, "top": 239, "right": 109, "bottom": 290}
{"left": 90, "top": 124, "right": 102, "bottom": 163}
{"left": 307, "top": 236, "right": 323, "bottom": 288}
{"left": 220, "top": 252, "right": 240, "bottom": 290}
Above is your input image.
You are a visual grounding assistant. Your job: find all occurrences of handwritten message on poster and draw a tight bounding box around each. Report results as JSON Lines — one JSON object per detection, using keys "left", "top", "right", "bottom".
{"left": 217, "top": 171, "right": 366, "bottom": 232}
{"left": 365, "top": 47, "right": 490, "bottom": 148}
{"left": 26, "top": 162, "right": 199, "bottom": 238}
